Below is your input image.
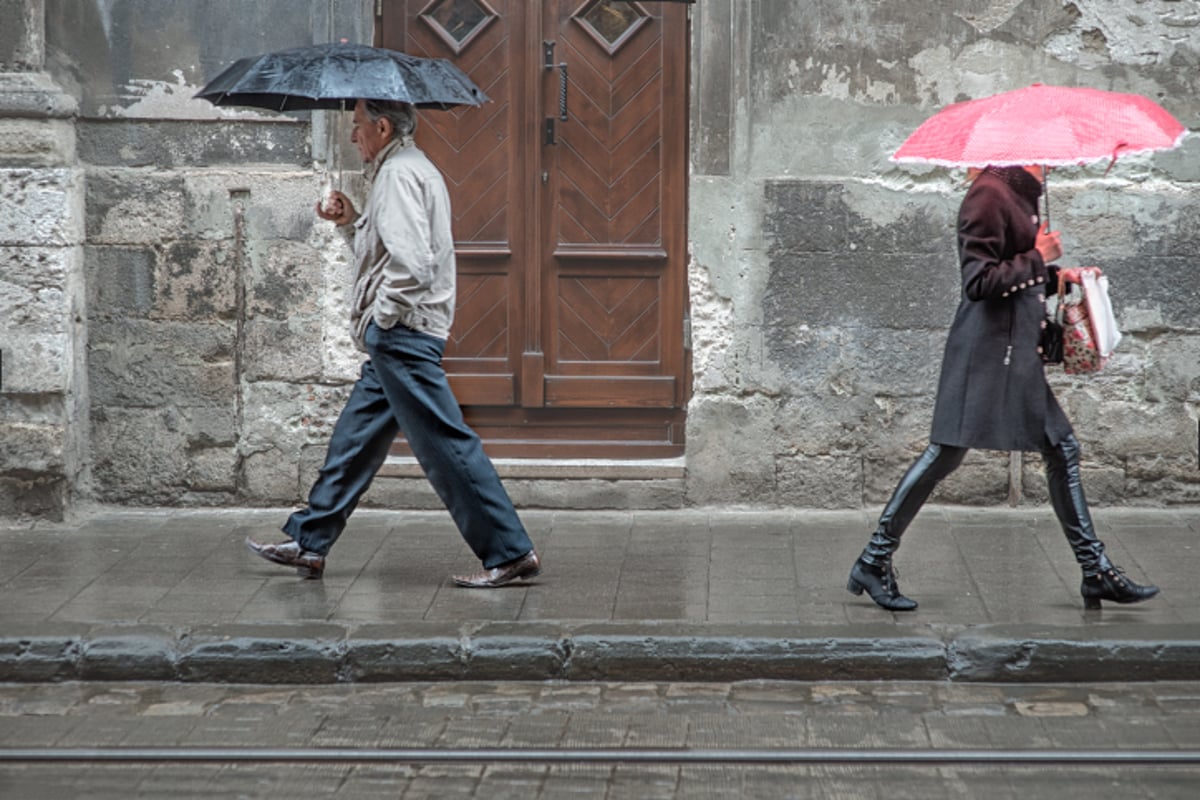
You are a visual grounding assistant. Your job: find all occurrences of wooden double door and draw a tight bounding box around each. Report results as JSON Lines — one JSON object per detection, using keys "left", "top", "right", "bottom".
{"left": 379, "top": 0, "right": 690, "bottom": 458}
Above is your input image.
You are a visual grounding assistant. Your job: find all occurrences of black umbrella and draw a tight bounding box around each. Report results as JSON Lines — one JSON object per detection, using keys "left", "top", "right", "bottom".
{"left": 194, "top": 41, "right": 489, "bottom": 112}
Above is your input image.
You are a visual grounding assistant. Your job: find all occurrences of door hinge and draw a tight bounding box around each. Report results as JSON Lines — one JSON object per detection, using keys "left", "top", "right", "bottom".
{"left": 374, "top": 0, "right": 383, "bottom": 18}
{"left": 683, "top": 313, "right": 692, "bottom": 350}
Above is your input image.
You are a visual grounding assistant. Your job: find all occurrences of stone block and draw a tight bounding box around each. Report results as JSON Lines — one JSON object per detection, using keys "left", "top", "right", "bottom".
{"left": 242, "top": 316, "right": 329, "bottom": 383}
{"left": 0, "top": 168, "right": 81, "bottom": 246}
{"left": 0, "top": 475, "right": 65, "bottom": 520}
{"left": 0, "top": 421, "right": 65, "bottom": 472}
{"left": 177, "top": 625, "right": 343, "bottom": 683}
{"left": 0, "top": 331, "right": 68, "bottom": 393}
{"left": 79, "top": 628, "right": 179, "bottom": 681}
{"left": 88, "top": 318, "right": 235, "bottom": 408}
{"left": 155, "top": 239, "right": 238, "bottom": 319}
{"left": 0, "top": 630, "right": 80, "bottom": 682}
{"left": 1104, "top": 256, "right": 1200, "bottom": 331}
{"left": 240, "top": 381, "right": 352, "bottom": 452}
{"left": 356, "top": 476, "right": 444, "bottom": 511}
{"left": 1078, "top": 400, "right": 1195, "bottom": 460}
{"left": 1138, "top": 334, "right": 1200, "bottom": 403}
{"left": 85, "top": 244, "right": 155, "bottom": 317}
{"left": 684, "top": 397, "right": 778, "bottom": 504}
{"left": 776, "top": 454, "right": 862, "bottom": 508}
{"left": 500, "top": 477, "right": 686, "bottom": 510}
{"left": 764, "top": 251, "right": 960, "bottom": 332}
{"left": 765, "top": 180, "right": 952, "bottom": 256}
{"left": 76, "top": 120, "right": 308, "bottom": 168}
{"left": 0, "top": 118, "right": 76, "bottom": 167}
{"left": 186, "top": 446, "right": 237, "bottom": 493}
{"left": 246, "top": 239, "right": 324, "bottom": 320}
{"left": 241, "top": 447, "right": 301, "bottom": 504}
{"left": 90, "top": 406, "right": 191, "bottom": 504}
{"left": 85, "top": 170, "right": 188, "bottom": 244}
{"left": 184, "top": 172, "right": 317, "bottom": 244}
{"left": 762, "top": 325, "right": 945, "bottom": 400}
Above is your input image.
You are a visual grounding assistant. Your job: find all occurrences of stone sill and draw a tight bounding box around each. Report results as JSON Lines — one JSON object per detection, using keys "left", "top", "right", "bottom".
{"left": 378, "top": 456, "right": 687, "bottom": 480}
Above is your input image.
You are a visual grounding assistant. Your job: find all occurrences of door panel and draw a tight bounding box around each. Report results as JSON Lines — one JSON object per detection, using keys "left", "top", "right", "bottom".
{"left": 379, "top": 0, "right": 689, "bottom": 457}
{"left": 383, "top": 0, "right": 526, "bottom": 406}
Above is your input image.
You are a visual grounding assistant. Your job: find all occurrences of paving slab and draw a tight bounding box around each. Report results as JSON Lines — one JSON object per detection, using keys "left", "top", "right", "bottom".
{"left": 0, "top": 506, "right": 1196, "bottom": 683}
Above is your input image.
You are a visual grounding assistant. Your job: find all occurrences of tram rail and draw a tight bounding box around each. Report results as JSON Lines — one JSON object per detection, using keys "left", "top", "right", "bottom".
{"left": 2, "top": 747, "right": 1199, "bottom": 765}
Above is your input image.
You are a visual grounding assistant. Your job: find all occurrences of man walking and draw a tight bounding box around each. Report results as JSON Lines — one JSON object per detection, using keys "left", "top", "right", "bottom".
{"left": 246, "top": 98, "right": 540, "bottom": 589}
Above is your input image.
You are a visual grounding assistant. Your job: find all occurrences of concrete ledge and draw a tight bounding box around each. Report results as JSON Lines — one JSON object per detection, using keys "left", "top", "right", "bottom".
{"left": 3, "top": 622, "right": 1198, "bottom": 684}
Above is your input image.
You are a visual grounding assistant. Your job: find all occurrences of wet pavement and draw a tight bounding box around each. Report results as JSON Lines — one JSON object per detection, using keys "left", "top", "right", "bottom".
{"left": 0, "top": 506, "right": 1196, "bottom": 683}
{"left": 1, "top": 680, "right": 1199, "bottom": 798}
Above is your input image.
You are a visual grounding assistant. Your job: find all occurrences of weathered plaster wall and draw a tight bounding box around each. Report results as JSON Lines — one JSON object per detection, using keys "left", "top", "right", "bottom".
{"left": 4, "top": 0, "right": 1197, "bottom": 519}
{"left": 687, "top": 0, "right": 1200, "bottom": 508}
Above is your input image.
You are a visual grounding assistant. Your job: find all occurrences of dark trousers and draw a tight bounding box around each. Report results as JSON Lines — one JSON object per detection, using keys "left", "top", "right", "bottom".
{"left": 861, "top": 435, "right": 1110, "bottom": 577}
{"left": 283, "top": 322, "right": 533, "bottom": 568}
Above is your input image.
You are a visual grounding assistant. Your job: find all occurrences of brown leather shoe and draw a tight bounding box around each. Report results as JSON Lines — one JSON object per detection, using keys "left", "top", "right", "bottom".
{"left": 452, "top": 550, "right": 541, "bottom": 588}
{"left": 245, "top": 537, "right": 325, "bottom": 579}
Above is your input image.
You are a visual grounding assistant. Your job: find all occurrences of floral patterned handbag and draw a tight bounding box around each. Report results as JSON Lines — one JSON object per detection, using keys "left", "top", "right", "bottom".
{"left": 1056, "top": 267, "right": 1115, "bottom": 374}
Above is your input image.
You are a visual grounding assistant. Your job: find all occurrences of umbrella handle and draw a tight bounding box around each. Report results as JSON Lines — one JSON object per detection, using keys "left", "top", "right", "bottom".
{"left": 1042, "top": 170, "right": 1050, "bottom": 231}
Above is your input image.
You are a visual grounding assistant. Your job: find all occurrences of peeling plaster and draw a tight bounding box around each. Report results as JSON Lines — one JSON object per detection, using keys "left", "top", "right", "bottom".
{"left": 101, "top": 70, "right": 285, "bottom": 122}
{"left": 955, "top": 0, "right": 1026, "bottom": 33}
{"left": 687, "top": 258, "right": 736, "bottom": 394}
{"left": 1045, "top": 0, "right": 1200, "bottom": 67}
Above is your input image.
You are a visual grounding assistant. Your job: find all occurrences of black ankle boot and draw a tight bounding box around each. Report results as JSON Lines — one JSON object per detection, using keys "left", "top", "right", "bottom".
{"left": 847, "top": 558, "right": 918, "bottom": 611}
{"left": 1081, "top": 565, "right": 1159, "bottom": 610}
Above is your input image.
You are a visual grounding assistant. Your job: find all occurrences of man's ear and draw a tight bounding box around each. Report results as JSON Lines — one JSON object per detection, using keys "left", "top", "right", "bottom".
{"left": 378, "top": 116, "right": 395, "bottom": 140}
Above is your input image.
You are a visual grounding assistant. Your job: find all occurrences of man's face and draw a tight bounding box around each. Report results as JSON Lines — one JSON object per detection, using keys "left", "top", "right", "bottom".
{"left": 351, "top": 100, "right": 390, "bottom": 162}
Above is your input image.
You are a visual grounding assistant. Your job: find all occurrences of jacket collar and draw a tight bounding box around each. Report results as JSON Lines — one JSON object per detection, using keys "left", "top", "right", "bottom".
{"left": 982, "top": 166, "right": 1043, "bottom": 208}
{"left": 364, "top": 136, "right": 412, "bottom": 184}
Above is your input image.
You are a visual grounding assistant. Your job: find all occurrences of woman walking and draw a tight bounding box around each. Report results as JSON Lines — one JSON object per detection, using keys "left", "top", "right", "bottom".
{"left": 847, "top": 164, "right": 1159, "bottom": 612}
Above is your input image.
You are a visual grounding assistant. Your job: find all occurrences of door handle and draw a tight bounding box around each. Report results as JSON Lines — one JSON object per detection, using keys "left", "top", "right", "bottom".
{"left": 543, "top": 41, "right": 569, "bottom": 144}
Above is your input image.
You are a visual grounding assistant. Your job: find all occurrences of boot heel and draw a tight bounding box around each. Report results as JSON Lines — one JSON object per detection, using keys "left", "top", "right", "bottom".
{"left": 296, "top": 563, "right": 324, "bottom": 579}
{"left": 846, "top": 577, "right": 865, "bottom": 596}
{"left": 1083, "top": 595, "right": 1101, "bottom": 610}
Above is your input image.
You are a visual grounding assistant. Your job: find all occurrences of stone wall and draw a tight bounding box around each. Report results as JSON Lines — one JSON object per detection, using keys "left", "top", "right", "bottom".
{"left": 686, "top": 0, "right": 1200, "bottom": 508}
{"left": 33, "top": 0, "right": 372, "bottom": 515}
{"left": 0, "top": 0, "right": 86, "bottom": 519}
{"left": 2, "top": 0, "right": 1197, "bottom": 520}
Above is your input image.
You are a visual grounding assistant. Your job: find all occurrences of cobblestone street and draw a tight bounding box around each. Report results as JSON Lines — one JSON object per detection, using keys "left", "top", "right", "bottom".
{"left": 3, "top": 680, "right": 1199, "bottom": 798}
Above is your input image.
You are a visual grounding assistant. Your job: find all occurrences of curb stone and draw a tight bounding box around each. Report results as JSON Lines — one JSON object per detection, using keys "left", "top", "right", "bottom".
{"left": 2, "top": 622, "right": 1197, "bottom": 684}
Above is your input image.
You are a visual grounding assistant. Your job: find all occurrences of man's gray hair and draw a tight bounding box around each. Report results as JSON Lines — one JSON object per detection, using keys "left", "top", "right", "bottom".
{"left": 363, "top": 99, "right": 418, "bottom": 139}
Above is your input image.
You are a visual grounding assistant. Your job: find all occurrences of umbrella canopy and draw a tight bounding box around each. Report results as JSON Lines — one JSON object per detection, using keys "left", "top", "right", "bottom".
{"left": 195, "top": 42, "right": 488, "bottom": 112}
{"left": 892, "top": 84, "right": 1186, "bottom": 168}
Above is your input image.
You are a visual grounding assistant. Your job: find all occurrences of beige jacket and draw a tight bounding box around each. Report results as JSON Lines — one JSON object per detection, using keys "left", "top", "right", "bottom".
{"left": 348, "top": 137, "right": 456, "bottom": 349}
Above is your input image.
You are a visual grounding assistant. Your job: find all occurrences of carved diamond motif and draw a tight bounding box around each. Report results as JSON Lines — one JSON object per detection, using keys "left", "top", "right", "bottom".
{"left": 420, "top": 0, "right": 497, "bottom": 54}
{"left": 575, "top": 0, "right": 649, "bottom": 54}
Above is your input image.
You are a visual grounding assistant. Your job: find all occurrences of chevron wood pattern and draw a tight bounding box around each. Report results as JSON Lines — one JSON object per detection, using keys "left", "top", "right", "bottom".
{"left": 557, "top": 276, "right": 661, "bottom": 363}
{"left": 407, "top": 3, "right": 513, "bottom": 245}
{"left": 448, "top": 273, "right": 510, "bottom": 359}
{"left": 555, "top": 7, "right": 663, "bottom": 246}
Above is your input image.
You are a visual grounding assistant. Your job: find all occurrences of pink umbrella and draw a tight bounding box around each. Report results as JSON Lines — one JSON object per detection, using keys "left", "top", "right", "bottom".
{"left": 892, "top": 84, "right": 1186, "bottom": 168}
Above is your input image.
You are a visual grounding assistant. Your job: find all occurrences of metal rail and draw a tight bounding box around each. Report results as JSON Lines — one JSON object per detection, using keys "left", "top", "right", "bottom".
{"left": 2, "top": 748, "right": 1199, "bottom": 765}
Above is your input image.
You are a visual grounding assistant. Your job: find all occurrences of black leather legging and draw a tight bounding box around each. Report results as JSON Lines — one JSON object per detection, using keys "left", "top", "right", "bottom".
{"left": 862, "top": 435, "right": 1109, "bottom": 576}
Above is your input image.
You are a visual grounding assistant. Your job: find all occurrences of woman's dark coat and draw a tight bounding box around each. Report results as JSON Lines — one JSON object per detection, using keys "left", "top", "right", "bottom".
{"left": 929, "top": 168, "right": 1074, "bottom": 452}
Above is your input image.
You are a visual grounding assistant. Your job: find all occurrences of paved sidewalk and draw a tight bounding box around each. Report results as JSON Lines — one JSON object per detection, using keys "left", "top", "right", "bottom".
{"left": 1, "top": 506, "right": 1197, "bottom": 683}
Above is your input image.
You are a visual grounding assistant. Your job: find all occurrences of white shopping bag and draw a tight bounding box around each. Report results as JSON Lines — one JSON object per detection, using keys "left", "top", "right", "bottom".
{"left": 1080, "top": 269, "right": 1121, "bottom": 358}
